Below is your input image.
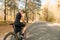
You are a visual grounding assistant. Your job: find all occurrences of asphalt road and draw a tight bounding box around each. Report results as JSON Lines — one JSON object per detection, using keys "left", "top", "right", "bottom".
{"left": 26, "top": 22, "right": 60, "bottom": 40}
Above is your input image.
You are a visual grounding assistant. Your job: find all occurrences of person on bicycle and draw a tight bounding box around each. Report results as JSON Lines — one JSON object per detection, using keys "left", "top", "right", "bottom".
{"left": 14, "top": 10, "right": 26, "bottom": 34}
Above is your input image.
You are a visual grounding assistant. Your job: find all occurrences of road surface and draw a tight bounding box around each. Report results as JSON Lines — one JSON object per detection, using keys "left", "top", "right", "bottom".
{"left": 26, "top": 22, "right": 60, "bottom": 40}
{"left": 0, "top": 22, "right": 60, "bottom": 40}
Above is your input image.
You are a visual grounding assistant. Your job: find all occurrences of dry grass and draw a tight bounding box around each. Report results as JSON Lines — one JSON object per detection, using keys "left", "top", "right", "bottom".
{"left": 0, "top": 21, "right": 13, "bottom": 25}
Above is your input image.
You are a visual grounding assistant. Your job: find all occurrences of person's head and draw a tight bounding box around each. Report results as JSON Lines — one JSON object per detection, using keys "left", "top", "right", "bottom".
{"left": 19, "top": 10, "right": 26, "bottom": 14}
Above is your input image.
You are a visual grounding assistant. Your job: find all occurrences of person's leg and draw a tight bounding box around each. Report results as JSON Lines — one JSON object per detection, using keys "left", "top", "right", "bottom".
{"left": 15, "top": 24, "right": 25, "bottom": 40}
{"left": 15, "top": 25, "right": 19, "bottom": 33}
{"left": 15, "top": 26, "right": 22, "bottom": 40}
{"left": 17, "top": 27, "right": 23, "bottom": 40}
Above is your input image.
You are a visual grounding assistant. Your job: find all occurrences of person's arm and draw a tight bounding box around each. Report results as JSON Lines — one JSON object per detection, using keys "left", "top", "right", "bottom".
{"left": 22, "top": 23, "right": 28, "bottom": 34}
{"left": 21, "top": 17, "right": 25, "bottom": 22}
{"left": 20, "top": 14, "right": 26, "bottom": 22}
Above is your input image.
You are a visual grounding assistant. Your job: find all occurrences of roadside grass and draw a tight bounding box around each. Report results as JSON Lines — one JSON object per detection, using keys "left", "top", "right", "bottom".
{"left": 0, "top": 21, "right": 13, "bottom": 25}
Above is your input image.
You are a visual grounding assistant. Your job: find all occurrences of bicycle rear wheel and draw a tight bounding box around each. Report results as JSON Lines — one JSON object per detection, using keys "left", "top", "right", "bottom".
{"left": 3, "top": 32, "right": 18, "bottom": 40}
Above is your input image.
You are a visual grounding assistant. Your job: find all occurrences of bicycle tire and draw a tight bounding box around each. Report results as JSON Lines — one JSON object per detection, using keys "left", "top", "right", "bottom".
{"left": 3, "top": 32, "right": 18, "bottom": 40}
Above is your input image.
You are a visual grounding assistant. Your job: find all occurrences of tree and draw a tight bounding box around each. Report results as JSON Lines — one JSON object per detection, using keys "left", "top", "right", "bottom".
{"left": 28, "top": 0, "right": 41, "bottom": 11}
{"left": 42, "top": 7, "right": 56, "bottom": 22}
{"left": 4, "top": 0, "right": 18, "bottom": 21}
{"left": 26, "top": 0, "right": 41, "bottom": 22}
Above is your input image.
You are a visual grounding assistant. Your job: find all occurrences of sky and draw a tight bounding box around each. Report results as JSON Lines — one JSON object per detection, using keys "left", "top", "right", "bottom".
{"left": 41, "top": 0, "right": 46, "bottom": 5}
{"left": 18, "top": 0, "right": 25, "bottom": 9}
{"left": 0, "top": 0, "right": 3, "bottom": 5}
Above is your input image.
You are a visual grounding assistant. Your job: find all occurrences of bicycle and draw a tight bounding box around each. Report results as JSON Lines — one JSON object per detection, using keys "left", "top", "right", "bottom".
{"left": 3, "top": 23, "right": 26, "bottom": 40}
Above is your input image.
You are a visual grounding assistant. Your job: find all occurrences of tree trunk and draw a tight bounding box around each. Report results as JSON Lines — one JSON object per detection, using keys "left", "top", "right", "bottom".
{"left": 14, "top": 7, "right": 15, "bottom": 19}
{"left": 25, "top": 0, "right": 28, "bottom": 23}
{"left": 4, "top": 0, "right": 6, "bottom": 21}
{"left": 4, "top": 9, "right": 6, "bottom": 21}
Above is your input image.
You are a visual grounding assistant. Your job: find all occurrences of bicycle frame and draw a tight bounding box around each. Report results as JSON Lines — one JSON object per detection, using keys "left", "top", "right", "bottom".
{"left": 11, "top": 24, "right": 25, "bottom": 40}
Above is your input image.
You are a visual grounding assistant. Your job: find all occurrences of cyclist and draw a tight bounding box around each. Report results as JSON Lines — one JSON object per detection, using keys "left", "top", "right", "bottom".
{"left": 14, "top": 10, "right": 26, "bottom": 35}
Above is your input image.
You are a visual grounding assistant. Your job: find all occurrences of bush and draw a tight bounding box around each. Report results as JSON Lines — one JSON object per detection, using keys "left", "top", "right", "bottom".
{"left": 42, "top": 8, "right": 56, "bottom": 22}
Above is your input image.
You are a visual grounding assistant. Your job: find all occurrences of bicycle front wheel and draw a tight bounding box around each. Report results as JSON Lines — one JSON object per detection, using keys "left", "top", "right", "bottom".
{"left": 3, "top": 32, "right": 18, "bottom": 40}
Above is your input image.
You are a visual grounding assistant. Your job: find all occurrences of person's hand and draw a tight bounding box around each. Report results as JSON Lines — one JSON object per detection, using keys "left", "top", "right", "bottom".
{"left": 23, "top": 22, "right": 27, "bottom": 25}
